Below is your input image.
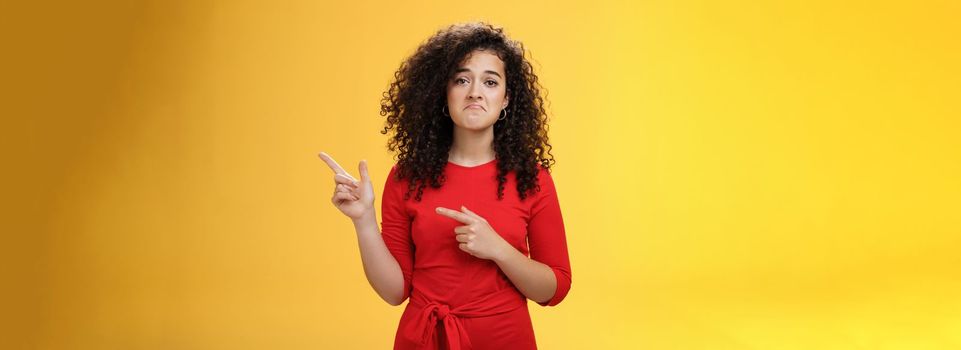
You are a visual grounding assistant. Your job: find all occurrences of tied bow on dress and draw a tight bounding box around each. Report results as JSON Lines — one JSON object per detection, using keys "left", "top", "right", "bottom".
{"left": 410, "top": 302, "right": 473, "bottom": 350}
{"left": 402, "top": 287, "right": 527, "bottom": 350}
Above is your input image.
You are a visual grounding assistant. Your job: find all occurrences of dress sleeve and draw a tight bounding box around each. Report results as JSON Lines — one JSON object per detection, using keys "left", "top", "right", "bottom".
{"left": 528, "top": 166, "right": 572, "bottom": 307}
{"left": 380, "top": 165, "right": 414, "bottom": 303}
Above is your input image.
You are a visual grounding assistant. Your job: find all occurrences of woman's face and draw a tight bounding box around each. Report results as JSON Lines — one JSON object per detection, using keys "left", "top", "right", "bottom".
{"left": 446, "top": 49, "right": 509, "bottom": 131}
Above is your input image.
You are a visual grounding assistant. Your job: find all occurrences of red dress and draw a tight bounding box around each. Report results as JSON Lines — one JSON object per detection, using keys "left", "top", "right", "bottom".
{"left": 380, "top": 159, "right": 572, "bottom": 350}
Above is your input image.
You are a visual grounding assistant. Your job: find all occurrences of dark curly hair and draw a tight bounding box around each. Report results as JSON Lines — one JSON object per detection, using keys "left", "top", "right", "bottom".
{"left": 379, "top": 22, "right": 555, "bottom": 202}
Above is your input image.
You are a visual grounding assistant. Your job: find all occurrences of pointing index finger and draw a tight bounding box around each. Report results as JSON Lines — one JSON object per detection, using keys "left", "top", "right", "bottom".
{"left": 435, "top": 207, "right": 474, "bottom": 224}
{"left": 460, "top": 206, "right": 483, "bottom": 220}
{"left": 318, "top": 152, "right": 356, "bottom": 179}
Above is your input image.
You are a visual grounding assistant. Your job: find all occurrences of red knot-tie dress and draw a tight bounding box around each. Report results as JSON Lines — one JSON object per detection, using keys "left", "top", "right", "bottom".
{"left": 380, "top": 158, "right": 572, "bottom": 350}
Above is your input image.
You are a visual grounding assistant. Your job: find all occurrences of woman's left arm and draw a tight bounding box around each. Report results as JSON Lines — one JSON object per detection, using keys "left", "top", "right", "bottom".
{"left": 491, "top": 242, "right": 559, "bottom": 304}
{"left": 506, "top": 168, "right": 572, "bottom": 306}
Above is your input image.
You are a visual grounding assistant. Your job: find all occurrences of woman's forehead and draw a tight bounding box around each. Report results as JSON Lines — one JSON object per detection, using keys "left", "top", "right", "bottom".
{"left": 457, "top": 50, "right": 505, "bottom": 74}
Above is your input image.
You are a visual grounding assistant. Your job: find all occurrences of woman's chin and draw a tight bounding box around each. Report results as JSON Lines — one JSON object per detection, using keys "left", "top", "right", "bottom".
{"left": 455, "top": 115, "right": 495, "bottom": 130}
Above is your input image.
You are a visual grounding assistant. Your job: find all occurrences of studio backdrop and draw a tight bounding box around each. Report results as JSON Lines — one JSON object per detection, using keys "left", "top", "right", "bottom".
{"left": 3, "top": 0, "right": 959, "bottom": 349}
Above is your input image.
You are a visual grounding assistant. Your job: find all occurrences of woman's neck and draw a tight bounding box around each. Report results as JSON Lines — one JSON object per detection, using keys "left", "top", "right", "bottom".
{"left": 448, "top": 126, "right": 495, "bottom": 165}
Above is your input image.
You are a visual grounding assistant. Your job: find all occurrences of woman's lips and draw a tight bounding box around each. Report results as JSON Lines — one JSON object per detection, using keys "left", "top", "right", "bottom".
{"left": 465, "top": 104, "right": 485, "bottom": 111}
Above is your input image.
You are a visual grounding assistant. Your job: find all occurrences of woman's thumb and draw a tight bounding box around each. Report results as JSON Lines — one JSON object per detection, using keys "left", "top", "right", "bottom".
{"left": 359, "top": 160, "right": 370, "bottom": 183}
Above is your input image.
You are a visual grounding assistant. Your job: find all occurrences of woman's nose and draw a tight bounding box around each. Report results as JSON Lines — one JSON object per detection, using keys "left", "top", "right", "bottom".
{"left": 468, "top": 82, "right": 483, "bottom": 99}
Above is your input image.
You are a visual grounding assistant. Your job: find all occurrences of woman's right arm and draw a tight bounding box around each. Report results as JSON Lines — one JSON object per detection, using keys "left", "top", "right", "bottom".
{"left": 352, "top": 210, "right": 406, "bottom": 306}
{"left": 318, "top": 152, "right": 406, "bottom": 306}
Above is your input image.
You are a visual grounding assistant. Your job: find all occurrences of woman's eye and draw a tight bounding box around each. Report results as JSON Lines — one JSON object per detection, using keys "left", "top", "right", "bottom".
{"left": 485, "top": 80, "right": 498, "bottom": 86}
{"left": 455, "top": 78, "right": 468, "bottom": 84}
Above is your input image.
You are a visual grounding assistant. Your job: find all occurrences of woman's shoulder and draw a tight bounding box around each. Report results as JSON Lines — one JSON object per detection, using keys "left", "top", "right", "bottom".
{"left": 384, "top": 162, "right": 409, "bottom": 190}
{"left": 534, "top": 162, "right": 555, "bottom": 181}
{"left": 387, "top": 161, "right": 409, "bottom": 178}
{"left": 528, "top": 163, "right": 557, "bottom": 199}
{"left": 534, "top": 162, "right": 550, "bottom": 173}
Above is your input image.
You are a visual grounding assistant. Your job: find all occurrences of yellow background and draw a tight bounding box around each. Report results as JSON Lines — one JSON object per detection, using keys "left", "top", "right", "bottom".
{"left": 3, "top": 0, "right": 959, "bottom": 349}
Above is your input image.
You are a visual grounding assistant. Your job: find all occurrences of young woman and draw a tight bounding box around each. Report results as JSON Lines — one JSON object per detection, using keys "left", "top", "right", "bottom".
{"left": 319, "top": 22, "right": 571, "bottom": 350}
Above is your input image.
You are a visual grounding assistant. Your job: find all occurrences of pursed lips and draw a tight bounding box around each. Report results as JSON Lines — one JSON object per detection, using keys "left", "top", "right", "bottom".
{"left": 464, "top": 104, "right": 486, "bottom": 111}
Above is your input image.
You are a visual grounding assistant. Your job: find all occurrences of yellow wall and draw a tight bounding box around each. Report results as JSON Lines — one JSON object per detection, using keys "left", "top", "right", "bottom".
{"left": 3, "top": 0, "right": 959, "bottom": 348}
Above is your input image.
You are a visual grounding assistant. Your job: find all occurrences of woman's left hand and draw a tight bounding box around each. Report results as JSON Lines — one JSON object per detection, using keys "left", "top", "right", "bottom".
{"left": 435, "top": 206, "right": 513, "bottom": 261}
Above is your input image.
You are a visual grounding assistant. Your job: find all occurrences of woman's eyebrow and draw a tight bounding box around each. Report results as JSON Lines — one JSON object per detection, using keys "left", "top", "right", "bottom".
{"left": 454, "top": 68, "right": 502, "bottom": 78}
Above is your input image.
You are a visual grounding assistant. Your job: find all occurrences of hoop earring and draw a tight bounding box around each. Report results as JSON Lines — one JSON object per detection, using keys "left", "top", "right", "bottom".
{"left": 497, "top": 108, "right": 507, "bottom": 121}
{"left": 442, "top": 105, "right": 450, "bottom": 117}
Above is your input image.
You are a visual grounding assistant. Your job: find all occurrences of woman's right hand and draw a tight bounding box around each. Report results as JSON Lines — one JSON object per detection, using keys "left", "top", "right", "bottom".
{"left": 318, "top": 152, "right": 375, "bottom": 220}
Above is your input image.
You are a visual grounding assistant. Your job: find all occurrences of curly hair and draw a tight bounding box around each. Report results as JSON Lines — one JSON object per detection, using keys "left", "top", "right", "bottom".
{"left": 379, "top": 22, "right": 555, "bottom": 202}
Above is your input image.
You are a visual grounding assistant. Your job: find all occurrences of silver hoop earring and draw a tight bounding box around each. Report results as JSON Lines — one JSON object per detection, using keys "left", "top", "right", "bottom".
{"left": 442, "top": 105, "right": 450, "bottom": 117}
{"left": 497, "top": 109, "right": 507, "bottom": 121}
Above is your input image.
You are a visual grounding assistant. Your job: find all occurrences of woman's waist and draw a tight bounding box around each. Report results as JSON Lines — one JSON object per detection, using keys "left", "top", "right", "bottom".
{"left": 407, "top": 285, "right": 526, "bottom": 318}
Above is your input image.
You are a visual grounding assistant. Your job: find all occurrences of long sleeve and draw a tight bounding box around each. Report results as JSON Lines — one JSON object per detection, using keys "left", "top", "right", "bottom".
{"left": 380, "top": 165, "right": 414, "bottom": 303}
{"left": 527, "top": 166, "right": 572, "bottom": 307}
